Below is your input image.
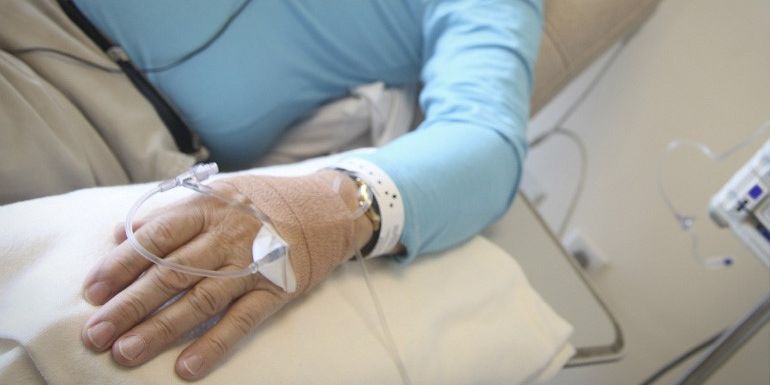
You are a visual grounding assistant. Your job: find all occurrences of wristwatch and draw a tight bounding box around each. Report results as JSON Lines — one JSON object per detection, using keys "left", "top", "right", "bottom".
{"left": 348, "top": 174, "right": 381, "bottom": 257}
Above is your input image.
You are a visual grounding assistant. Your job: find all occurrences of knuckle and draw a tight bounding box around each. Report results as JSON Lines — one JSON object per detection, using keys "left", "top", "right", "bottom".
{"left": 114, "top": 253, "right": 140, "bottom": 276}
{"left": 113, "top": 223, "right": 125, "bottom": 242}
{"left": 149, "top": 314, "right": 178, "bottom": 341}
{"left": 223, "top": 264, "right": 257, "bottom": 292}
{"left": 145, "top": 220, "right": 175, "bottom": 253}
{"left": 242, "top": 275, "right": 257, "bottom": 293}
{"left": 149, "top": 269, "right": 189, "bottom": 295}
{"left": 189, "top": 284, "right": 227, "bottom": 317}
{"left": 190, "top": 206, "right": 207, "bottom": 232}
{"left": 204, "top": 335, "right": 229, "bottom": 357}
{"left": 230, "top": 309, "right": 257, "bottom": 337}
{"left": 117, "top": 291, "right": 150, "bottom": 321}
{"left": 168, "top": 268, "right": 193, "bottom": 287}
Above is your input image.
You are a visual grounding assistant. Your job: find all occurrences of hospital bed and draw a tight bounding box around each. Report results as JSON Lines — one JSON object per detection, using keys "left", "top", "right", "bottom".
{"left": 0, "top": 0, "right": 662, "bottom": 383}
{"left": 484, "top": 196, "right": 625, "bottom": 368}
{"left": 0, "top": 158, "right": 576, "bottom": 385}
{"left": 0, "top": 156, "right": 629, "bottom": 385}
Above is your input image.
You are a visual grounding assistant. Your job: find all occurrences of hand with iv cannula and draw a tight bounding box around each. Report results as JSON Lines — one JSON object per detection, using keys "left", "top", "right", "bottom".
{"left": 80, "top": 170, "right": 373, "bottom": 381}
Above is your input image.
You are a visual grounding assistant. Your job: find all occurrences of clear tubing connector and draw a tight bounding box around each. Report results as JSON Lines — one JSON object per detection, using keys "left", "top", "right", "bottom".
{"left": 125, "top": 163, "right": 286, "bottom": 278}
{"left": 126, "top": 165, "right": 411, "bottom": 384}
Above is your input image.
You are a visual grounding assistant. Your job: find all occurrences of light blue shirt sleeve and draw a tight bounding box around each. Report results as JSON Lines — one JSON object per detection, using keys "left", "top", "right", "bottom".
{"left": 72, "top": 0, "right": 542, "bottom": 263}
{"left": 361, "top": 0, "right": 543, "bottom": 261}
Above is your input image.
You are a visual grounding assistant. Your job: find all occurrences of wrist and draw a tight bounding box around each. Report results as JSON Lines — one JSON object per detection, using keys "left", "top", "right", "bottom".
{"left": 220, "top": 172, "right": 364, "bottom": 293}
{"left": 352, "top": 210, "right": 375, "bottom": 252}
{"left": 330, "top": 158, "right": 405, "bottom": 258}
{"left": 231, "top": 172, "right": 374, "bottom": 257}
{"left": 317, "top": 170, "right": 374, "bottom": 252}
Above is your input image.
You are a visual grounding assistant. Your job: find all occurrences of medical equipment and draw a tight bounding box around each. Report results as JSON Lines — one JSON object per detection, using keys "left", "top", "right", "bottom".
{"left": 644, "top": 118, "right": 770, "bottom": 384}
{"left": 672, "top": 121, "right": 770, "bottom": 382}
{"left": 126, "top": 163, "right": 411, "bottom": 384}
{"left": 126, "top": 163, "right": 374, "bottom": 289}
{"left": 657, "top": 118, "right": 770, "bottom": 269}
{"left": 709, "top": 136, "right": 770, "bottom": 267}
{"left": 672, "top": 123, "right": 770, "bottom": 384}
{"left": 125, "top": 163, "right": 297, "bottom": 288}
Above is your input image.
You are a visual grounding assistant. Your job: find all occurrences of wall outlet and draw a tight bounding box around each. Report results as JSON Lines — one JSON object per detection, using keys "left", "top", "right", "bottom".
{"left": 562, "top": 228, "right": 609, "bottom": 272}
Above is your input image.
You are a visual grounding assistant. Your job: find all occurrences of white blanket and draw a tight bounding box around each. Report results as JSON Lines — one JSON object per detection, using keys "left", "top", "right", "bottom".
{"left": 0, "top": 158, "right": 573, "bottom": 385}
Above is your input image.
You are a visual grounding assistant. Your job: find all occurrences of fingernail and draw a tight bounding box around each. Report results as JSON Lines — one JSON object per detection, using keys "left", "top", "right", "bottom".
{"left": 117, "top": 335, "right": 146, "bottom": 360}
{"left": 86, "top": 321, "right": 115, "bottom": 349}
{"left": 182, "top": 354, "right": 203, "bottom": 377}
{"left": 85, "top": 281, "right": 110, "bottom": 304}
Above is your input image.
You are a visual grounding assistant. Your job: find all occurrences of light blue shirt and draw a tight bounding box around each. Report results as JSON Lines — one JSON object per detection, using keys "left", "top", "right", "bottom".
{"left": 75, "top": 0, "right": 543, "bottom": 261}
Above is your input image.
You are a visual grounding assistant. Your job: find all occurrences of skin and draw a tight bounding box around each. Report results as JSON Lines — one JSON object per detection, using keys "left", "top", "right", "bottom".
{"left": 80, "top": 171, "right": 373, "bottom": 380}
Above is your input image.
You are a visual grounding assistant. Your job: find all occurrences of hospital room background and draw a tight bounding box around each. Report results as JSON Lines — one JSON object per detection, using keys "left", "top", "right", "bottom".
{"left": 528, "top": 0, "right": 770, "bottom": 383}
{"left": 1, "top": 0, "right": 769, "bottom": 384}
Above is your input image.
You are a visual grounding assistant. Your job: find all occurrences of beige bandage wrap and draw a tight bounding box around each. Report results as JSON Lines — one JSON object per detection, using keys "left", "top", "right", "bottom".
{"left": 230, "top": 171, "right": 359, "bottom": 296}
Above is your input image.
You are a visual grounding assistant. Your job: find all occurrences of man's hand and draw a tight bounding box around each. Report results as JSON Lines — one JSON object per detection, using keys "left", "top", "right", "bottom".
{"left": 81, "top": 171, "right": 372, "bottom": 380}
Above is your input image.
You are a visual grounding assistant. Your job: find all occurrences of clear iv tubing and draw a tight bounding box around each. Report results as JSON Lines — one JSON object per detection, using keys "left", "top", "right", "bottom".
{"left": 127, "top": 167, "right": 410, "bottom": 384}
{"left": 353, "top": 248, "right": 412, "bottom": 385}
{"left": 125, "top": 166, "right": 286, "bottom": 278}
{"left": 657, "top": 118, "right": 770, "bottom": 268}
{"left": 332, "top": 174, "right": 413, "bottom": 385}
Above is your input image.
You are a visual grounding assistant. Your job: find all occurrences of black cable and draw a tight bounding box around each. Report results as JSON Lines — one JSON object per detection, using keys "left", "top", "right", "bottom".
{"left": 8, "top": 0, "right": 252, "bottom": 75}
{"left": 139, "top": 0, "right": 252, "bottom": 73}
{"left": 639, "top": 330, "right": 725, "bottom": 385}
{"left": 8, "top": 0, "right": 253, "bottom": 154}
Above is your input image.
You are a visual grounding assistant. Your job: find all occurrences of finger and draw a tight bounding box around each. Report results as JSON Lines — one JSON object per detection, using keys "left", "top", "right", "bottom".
{"left": 113, "top": 220, "right": 145, "bottom": 244}
{"left": 110, "top": 269, "right": 256, "bottom": 367}
{"left": 175, "top": 289, "right": 286, "bottom": 380}
{"left": 82, "top": 233, "right": 223, "bottom": 352}
{"left": 83, "top": 211, "right": 203, "bottom": 305}
{"left": 113, "top": 198, "right": 188, "bottom": 243}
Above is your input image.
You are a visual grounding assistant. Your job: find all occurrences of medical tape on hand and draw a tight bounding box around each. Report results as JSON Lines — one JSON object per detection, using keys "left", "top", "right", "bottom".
{"left": 232, "top": 171, "right": 358, "bottom": 294}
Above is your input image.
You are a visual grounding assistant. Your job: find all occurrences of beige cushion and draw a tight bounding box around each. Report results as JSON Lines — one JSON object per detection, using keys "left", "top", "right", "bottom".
{"left": 531, "top": 0, "right": 662, "bottom": 114}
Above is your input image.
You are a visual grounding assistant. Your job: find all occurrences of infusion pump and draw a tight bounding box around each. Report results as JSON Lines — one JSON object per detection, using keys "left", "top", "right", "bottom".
{"left": 710, "top": 139, "right": 770, "bottom": 267}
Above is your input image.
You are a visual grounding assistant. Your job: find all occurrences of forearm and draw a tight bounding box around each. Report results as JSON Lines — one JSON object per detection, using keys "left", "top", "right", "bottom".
{"left": 361, "top": 0, "right": 543, "bottom": 261}
{"left": 361, "top": 125, "right": 523, "bottom": 260}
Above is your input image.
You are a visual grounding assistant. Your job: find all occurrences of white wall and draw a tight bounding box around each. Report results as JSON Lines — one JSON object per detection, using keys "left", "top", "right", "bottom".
{"left": 527, "top": 0, "right": 770, "bottom": 383}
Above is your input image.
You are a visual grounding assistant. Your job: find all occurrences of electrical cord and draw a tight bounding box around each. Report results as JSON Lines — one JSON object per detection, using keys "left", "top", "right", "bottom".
{"left": 8, "top": 0, "right": 252, "bottom": 74}
{"left": 551, "top": 130, "right": 588, "bottom": 238}
{"left": 639, "top": 330, "right": 726, "bottom": 385}
{"left": 527, "top": 37, "right": 629, "bottom": 238}
{"left": 139, "top": 0, "right": 252, "bottom": 73}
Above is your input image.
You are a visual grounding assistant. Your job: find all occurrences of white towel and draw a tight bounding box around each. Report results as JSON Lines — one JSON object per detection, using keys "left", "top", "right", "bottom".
{"left": 0, "top": 158, "right": 573, "bottom": 385}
